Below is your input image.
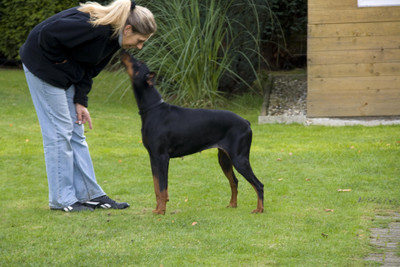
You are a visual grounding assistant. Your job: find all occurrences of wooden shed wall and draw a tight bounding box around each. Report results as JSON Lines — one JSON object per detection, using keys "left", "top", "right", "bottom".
{"left": 307, "top": 0, "right": 400, "bottom": 117}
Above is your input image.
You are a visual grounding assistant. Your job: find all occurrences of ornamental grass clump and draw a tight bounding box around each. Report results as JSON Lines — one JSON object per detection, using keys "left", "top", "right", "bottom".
{"left": 110, "top": 0, "right": 268, "bottom": 107}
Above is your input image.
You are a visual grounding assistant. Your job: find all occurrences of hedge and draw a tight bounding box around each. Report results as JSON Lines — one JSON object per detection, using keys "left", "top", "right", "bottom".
{"left": 0, "top": 0, "right": 79, "bottom": 59}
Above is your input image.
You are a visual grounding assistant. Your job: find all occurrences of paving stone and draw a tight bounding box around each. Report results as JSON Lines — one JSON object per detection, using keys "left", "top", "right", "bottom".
{"left": 366, "top": 213, "right": 400, "bottom": 266}
{"left": 385, "top": 252, "right": 400, "bottom": 263}
{"left": 365, "top": 253, "right": 384, "bottom": 262}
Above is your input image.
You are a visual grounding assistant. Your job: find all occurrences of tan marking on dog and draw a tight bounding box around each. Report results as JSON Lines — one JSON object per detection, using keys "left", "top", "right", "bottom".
{"left": 217, "top": 149, "right": 238, "bottom": 208}
{"left": 152, "top": 175, "right": 168, "bottom": 215}
{"left": 146, "top": 72, "right": 155, "bottom": 86}
{"left": 224, "top": 168, "right": 238, "bottom": 208}
{"left": 152, "top": 175, "right": 161, "bottom": 214}
{"left": 251, "top": 185, "right": 264, "bottom": 213}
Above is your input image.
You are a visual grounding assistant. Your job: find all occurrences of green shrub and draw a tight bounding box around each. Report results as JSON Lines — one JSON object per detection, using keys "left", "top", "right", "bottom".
{"left": 126, "top": 0, "right": 306, "bottom": 106}
{"left": 0, "top": 0, "right": 79, "bottom": 59}
{"left": 134, "top": 0, "right": 239, "bottom": 106}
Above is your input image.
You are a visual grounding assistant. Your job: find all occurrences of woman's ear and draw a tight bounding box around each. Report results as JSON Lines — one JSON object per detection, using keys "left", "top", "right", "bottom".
{"left": 124, "top": 25, "right": 132, "bottom": 35}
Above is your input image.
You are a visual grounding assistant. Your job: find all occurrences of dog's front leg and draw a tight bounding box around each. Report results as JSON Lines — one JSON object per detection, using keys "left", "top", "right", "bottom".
{"left": 150, "top": 153, "right": 170, "bottom": 215}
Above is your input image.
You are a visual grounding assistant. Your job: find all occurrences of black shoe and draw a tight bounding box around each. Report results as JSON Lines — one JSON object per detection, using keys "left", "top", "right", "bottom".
{"left": 85, "top": 195, "right": 130, "bottom": 210}
{"left": 51, "top": 202, "right": 94, "bottom": 212}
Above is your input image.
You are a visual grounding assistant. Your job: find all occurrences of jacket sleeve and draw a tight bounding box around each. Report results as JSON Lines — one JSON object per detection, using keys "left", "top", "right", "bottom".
{"left": 73, "top": 71, "right": 93, "bottom": 107}
{"left": 73, "top": 54, "right": 115, "bottom": 107}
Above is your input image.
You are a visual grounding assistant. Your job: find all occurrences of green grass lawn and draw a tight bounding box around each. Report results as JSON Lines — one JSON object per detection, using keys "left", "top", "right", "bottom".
{"left": 1, "top": 69, "right": 399, "bottom": 266}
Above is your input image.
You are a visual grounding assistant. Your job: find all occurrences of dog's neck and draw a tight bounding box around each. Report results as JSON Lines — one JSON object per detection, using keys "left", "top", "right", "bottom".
{"left": 133, "top": 84, "right": 164, "bottom": 116}
{"left": 138, "top": 99, "right": 164, "bottom": 115}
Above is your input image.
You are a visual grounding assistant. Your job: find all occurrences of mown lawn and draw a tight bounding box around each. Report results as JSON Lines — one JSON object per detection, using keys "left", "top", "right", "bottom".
{"left": 1, "top": 69, "right": 399, "bottom": 266}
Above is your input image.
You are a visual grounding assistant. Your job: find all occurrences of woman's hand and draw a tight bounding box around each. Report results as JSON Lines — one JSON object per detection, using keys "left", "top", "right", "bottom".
{"left": 75, "top": 103, "right": 93, "bottom": 129}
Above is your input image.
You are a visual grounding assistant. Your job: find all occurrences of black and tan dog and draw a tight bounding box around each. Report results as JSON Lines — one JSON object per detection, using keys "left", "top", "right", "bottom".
{"left": 120, "top": 51, "right": 264, "bottom": 214}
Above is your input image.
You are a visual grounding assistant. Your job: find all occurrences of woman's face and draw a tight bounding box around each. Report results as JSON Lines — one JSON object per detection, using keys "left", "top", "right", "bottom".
{"left": 121, "top": 25, "right": 151, "bottom": 50}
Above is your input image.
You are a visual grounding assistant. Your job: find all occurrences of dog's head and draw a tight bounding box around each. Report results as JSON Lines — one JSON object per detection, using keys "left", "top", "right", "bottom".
{"left": 120, "top": 50, "right": 156, "bottom": 89}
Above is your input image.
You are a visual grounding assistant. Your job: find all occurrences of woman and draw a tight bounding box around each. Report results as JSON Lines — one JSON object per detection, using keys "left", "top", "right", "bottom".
{"left": 20, "top": 0, "right": 157, "bottom": 212}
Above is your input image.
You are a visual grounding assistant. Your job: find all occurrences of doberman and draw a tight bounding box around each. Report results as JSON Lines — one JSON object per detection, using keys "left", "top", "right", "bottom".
{"left": 120, "top": 51, "right": 264, "bottom": 214}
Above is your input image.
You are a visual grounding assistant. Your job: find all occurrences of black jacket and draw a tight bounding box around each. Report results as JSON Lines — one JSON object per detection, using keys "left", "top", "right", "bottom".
{"left": 20, "top": 7, "right": 120, "bottom": 107}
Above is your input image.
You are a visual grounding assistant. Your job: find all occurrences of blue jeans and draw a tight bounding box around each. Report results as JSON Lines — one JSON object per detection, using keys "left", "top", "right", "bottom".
{"left": 23, "top": 65, "right": 105, "bottom": 209}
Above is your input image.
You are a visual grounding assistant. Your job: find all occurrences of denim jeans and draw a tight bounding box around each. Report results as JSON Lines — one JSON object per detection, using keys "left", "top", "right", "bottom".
{"left": 23, "top": 65, "right": 105, "bottom": 209}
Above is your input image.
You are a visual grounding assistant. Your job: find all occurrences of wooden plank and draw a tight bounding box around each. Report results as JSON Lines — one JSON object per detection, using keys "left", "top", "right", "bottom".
{"left": 307, "top": 94, "right": 400, "bottom": 117}
{"left": 308, "top": 49, "right": 400, "bottom": 65}
{"left": 309, "top": 0, "right": 400, "bottom": 10}
{"left": 308, "top": 88, "right": 400, "bottom": 99}
{"left": 307, "top": 76, "right": 400, "bottom": 117}
{"left": 308, "top": 35, "right": 400, "bottom": 52}
{"left": 309, "top": 7, "right": 400, "bottom": 24}
{"left": 307, "top": 101, "right": 400, "bottom": 117}
{"left": 307, "top": 102, "right": 400, "bottom": 117}
{"left": 307, "top": 89, "right": 400, "bottom": 117}
{"left": 308, "top": 0, "right": 358, "bottom": 9}
{"left": 308, "top": 22, "right": 400, "bottom": 38}
{"left": 308, "top": 62, "right": 400, "bottom": 78}
{"left": 308, "top": 76, "right": 400, "bottom": 91}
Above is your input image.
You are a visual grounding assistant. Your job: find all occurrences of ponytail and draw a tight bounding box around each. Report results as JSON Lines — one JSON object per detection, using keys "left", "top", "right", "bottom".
{"left": 78, "top": 0, "right": 157, "bottom": 37}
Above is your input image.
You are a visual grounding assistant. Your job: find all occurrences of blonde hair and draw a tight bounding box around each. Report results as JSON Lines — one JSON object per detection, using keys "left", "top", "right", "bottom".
{"left": 78, "top": 0, "right": 157, "bottom": 37}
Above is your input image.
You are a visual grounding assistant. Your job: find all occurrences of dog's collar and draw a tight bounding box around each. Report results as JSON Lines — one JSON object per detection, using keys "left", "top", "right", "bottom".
{"left": 139, "top": 99, "right": 164, "bottom": 115}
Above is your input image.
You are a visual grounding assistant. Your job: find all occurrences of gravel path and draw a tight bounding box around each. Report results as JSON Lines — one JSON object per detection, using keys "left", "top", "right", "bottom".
{"left": 261, "top": 72, "right": 307, "bottom": 116}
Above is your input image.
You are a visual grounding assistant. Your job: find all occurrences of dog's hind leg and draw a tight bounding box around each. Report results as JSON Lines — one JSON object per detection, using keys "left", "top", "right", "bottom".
{"left": 229, "top": 132, "right": 264, "bottom": 213}
{"left": 231, "top": 155, "right": 264, "bottom": 213}
{"left": 149, "top": 153, "right": 170, "bottom": 215}
{"left": 218, "top": 148, "right": 238, "bottom": 208}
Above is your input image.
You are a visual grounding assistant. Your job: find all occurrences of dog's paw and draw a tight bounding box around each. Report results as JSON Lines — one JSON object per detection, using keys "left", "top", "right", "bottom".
{"left": 251, "top": 208, "right": 264, "bottom": 214}
{"left": 152, "top": 209, "right": 166, "bottom": 215}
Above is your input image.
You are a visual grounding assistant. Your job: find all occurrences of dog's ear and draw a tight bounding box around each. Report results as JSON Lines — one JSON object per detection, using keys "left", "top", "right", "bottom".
{"left": 146, "top": 72, "right": 156, "bottom": 86}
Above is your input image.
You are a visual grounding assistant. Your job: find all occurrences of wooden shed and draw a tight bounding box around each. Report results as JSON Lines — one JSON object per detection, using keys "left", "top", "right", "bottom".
{"left": 307, "top": 0, "right": 400, "bottom": 117}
